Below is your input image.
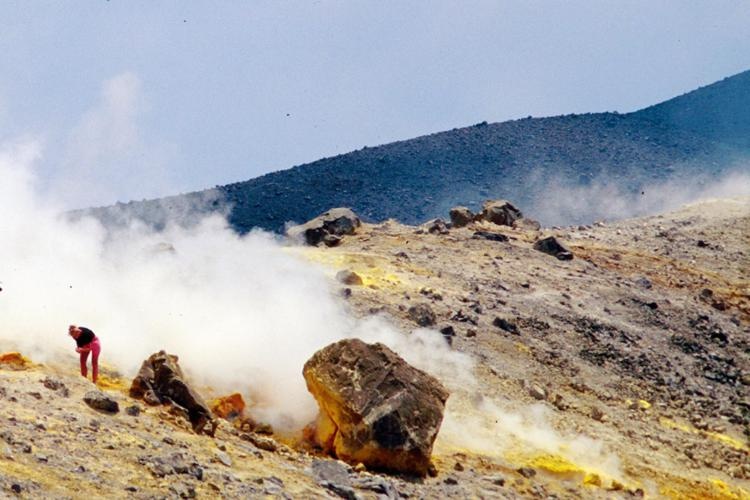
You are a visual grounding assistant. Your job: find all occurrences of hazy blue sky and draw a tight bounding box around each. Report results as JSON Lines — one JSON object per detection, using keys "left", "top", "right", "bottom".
{"left": 1, "top": 1, "right": 749, "bottom": 207}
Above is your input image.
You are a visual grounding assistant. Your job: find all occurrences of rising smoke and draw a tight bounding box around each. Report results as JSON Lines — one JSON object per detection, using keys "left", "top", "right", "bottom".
{"left": 524, "top": 167, "right": 750, "bottom": 226}
{"left": 1, "top": 138, "right": 629, "bottom": 480}
{"left": 0, "top": 139, "right": 474, "bottom": 431}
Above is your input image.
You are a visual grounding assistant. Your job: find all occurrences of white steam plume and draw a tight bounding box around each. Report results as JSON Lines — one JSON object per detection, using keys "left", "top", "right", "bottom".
{"left": 524, "top": 167, "right": 750, "bottom": 226}
{"left": 0, "top": 139, "right": 473, "bottom": 431}
{"left": 1, "top": 139, "right": 623, "bottom": 480}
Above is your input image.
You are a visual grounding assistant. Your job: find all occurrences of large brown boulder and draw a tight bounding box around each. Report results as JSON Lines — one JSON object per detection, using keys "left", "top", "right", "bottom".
{"left": 287, "top": 208, "right": 361, "bottom": 246}
{"left": 303, "top": 339, "right": 449, "bottom": 476}
{"left": 480, "top": 200, "right": 523, "bottom": 226}
{"left": 130, "top": 351, "right": 216, "bottom": 436}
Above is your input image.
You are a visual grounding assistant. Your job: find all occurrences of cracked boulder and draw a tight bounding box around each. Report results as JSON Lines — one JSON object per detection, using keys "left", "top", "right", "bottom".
{"left": 130, "top": 350, "right": 216, "bottom": 436}
{"left": 287, "top": 208, "right": 361, "bottom": 246}
{"left": 303, "top": 339, "right": 449, "bottom": 476}
{"left": 480, "top": 200, "right": 523, "bottom": 226}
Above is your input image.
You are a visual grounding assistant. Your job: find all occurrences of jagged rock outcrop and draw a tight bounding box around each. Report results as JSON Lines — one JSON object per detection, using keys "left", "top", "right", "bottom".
{"left": 302, "top": 339, "right": 449, "bottom": 476}
{"left": 130, "top": 351, "right": 216, "bottom": 436}
{"left": 480, "top": 200, "right": 523, "bottom": 226}
{"left": 287, "top": 208, "right": 361, "bottom": 246}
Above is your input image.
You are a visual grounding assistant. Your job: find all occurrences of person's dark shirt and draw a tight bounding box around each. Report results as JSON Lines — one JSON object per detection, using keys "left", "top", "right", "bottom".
{"left": 76, "top": 327, "right": 96, "bottom": 347}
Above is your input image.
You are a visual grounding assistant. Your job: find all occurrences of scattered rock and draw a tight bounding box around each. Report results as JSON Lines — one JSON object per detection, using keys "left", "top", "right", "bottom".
{"left": 449, "top": 206, "right": 474, "bottom": 228}
{"left": 336, "top": 270, "right": 363, "bottom": 286}
{"left": 41, "top": 377, "right": 69, "bottom": 397}
{"left": 130, "top": 351, "right": 216, "bottom": 436}
{"left": 512, "top": 218, "right": 542, "bottom": 231}
{"left": 480, "top": 200, "right": 523, "bottom": 226}
{"left": 517, "top": 467, "right": 536, "bottom": 478}
{"left": 311, "top": 458, "right": 350, "bottom": 486}
{"left": 493, "top": 317, "right": 519, "bottom": 335}
{"left": 533, "top": 236, "right": 573, "bottom": 260}
{"left": 125, "top": 405, "right": 141, "bottom": 417}
{"left": 528, "top": 385, "right": 546, "bottom": 401}
{"left": 83, "top": 391, "right": 119, "bottom": 414}
{"left": 439, "top": 325, "right": 456, "bottom": 346}
{"left": 241, "top": 433, "right": 279, "bottom": 452}
{"left": 303, "top": 339, "right": 449, "bottom": 476}
{"left": 215, "top": 451, "right": 232, "bottom": 467}
{"left": 635, "top": 277, "right": 653, "bottom": 289}
{"left": 287, "top": 208, "right": 361, "bottom": 246}
{"left": 424, "top": 218, "right": 449, "bottom": 235}
{"left": 472, "top": 230, "right": 509, "bottom": 242}
{"left": 408, "top": 303, "right": 437, "bottom": 327}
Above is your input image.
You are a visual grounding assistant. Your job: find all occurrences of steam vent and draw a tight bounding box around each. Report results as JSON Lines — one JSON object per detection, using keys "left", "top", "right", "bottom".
{"left": 303, "top": 339, "right": 449, "bottom": 476}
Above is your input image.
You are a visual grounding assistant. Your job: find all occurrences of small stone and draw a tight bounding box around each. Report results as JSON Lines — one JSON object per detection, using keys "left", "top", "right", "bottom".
{"left": 11, "top": 484, "right": 22, "bottom": 494}
{"left": 215, "top": 451, "right": 232, "bottom": 467}
{"left": 439, "top": 326, "right": 456, "bottom": 346}
{"left": 493, "top": 316, "right": 519, "bottom": 334}
{"left": 354, "top": 462, "right": 366, "bottom": 473}
{"left": 408, "top": 304, "right": 436, "bottom": 327}
{"left": 591, "top": 407, "right": 606, "bottom": 422}
{"left": 125, "top": 405, "right": 141, "bottom": 417}
{"left": 336, "top": 270, "right": 363, "bottom": 286}
{"left": 444, "top": 476, "right": 459, "bottom": 485}
{"left": 528, "top": 385, "right": 546, "bottom": 401}
{"left": 83, "top": 391, "right": 119, "bottom": 414}
{"left": 453, "top": 461, "right": 464, "bottom": 471}
{"left": 517, "top": 467, "right": 536, "bottom": 478}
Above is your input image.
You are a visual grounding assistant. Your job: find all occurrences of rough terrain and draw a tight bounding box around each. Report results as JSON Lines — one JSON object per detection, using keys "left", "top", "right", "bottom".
{"left": 2, "top": 197, "right": 749, "bottom": 499}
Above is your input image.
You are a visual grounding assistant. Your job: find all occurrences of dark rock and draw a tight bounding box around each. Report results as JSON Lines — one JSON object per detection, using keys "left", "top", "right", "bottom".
{"left": 480, "top": 200, "right": 523, "bottom": 226}
{"left": 41, "top": 377, "right": 69, "bottom": 397}
{"left": 439, "top": 326, "right": 456, "bottom": 346}
{"left": 424, "top": 218, "right": 449, "bottom": 234}
{"left": 493, "top": 317, "right": 519, "bottom": 335}
{"left": 517, "top": 467, "right": 536, "bottom": 478}
{"left": 444, "top": 476, "right": 459, "bottom": 485}
{"left": 352, "top": 476, "right": 398, "bottom": 499}
{"left": 125, "top": 405, "right": 141, "bottom": 417}
{"left": 287, "top": 208, "right": 361, "bottom": 246}
{"left": 320, "top": 481, "right": 359, "bottom": 500}
{"left": 83, "top": 391, "right": 119, "bottom": 414}
{"left": 130, "top": 351, "right": 216, "bottom": 436}
{"left": 472, "top": 230, "right": 509, "bottom": 242}
{"left": 311, "top": 459, "right": 351, "bottom": 486}
{"left": 408, "top": 304, "right": 437, "bottom": 327}
{"left": 11, "top": 484, "right": 22, "bottom": 494}
{"left": 449, "top": 206, "right": 474, "bottom": 228}
{"left": 635, "top": 277, "right": 653, "bottom": 289}
{"left": 303, "top": 339, "right": 449, "bottom": 476}
{"left": 336, "top": 270, "right": 363, "bottom": 286}
{"left": 533, "top": 236, "right": 573, "bottom": 260}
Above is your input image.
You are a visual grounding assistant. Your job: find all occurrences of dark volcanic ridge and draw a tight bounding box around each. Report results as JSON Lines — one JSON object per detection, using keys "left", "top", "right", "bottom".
{"left": 79, "top": 70, "right": 750, "bottom": 233}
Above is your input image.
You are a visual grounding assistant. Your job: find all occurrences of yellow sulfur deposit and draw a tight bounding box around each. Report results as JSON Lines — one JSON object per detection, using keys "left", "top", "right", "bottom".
{"left": 0, "top": 351, "right": 31, "bottom": 370}
{"left": 660, "top": 417, "right": 749, "bottom": 452}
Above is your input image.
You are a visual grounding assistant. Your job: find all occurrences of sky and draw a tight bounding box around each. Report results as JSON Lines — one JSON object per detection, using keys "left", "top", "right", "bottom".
{"left": 1, "top": 1, "right": 749, "bottom": 208}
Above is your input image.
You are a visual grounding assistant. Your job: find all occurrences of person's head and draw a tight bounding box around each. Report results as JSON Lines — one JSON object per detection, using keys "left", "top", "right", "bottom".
{"left": 68, "top": 325, "right": 80, "bottom": 339}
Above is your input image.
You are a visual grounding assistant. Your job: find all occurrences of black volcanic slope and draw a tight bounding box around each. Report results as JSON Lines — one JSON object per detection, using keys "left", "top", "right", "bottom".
{"left": 86, "top": 70, "right": 750, "bottom": 232}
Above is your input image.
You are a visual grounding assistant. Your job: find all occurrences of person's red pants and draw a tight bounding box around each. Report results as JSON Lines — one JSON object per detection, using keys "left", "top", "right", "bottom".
{"left": 80, "top": 338, "right": 101, "bottom": 383}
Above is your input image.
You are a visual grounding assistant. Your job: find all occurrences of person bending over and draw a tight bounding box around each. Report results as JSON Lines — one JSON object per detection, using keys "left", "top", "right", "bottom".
{"left": 68, "top": 325, "right": 101, "bottom": 384}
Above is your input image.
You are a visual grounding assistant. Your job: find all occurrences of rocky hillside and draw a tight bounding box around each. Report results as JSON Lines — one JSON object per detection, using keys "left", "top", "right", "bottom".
{"left": 80, "top": 70, "right": 750, "bottom": 233}
{"left": 3, "top": 197, "right": 748, "bottom": 499}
